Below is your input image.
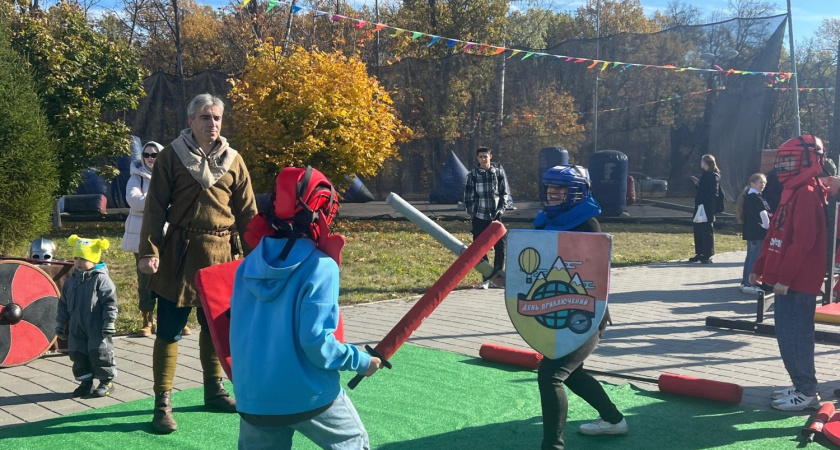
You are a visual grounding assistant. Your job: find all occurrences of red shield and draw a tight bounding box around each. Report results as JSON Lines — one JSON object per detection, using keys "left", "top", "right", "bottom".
{"left": 0, "top": 261, "right": 60, "bottom": 367}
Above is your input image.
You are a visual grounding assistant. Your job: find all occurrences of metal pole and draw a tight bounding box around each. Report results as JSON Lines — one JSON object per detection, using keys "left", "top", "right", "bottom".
{"left": 498, "top": 39, "right": 505, "bottom": 148}
{"left": 832, "top": 39, "right": 840, "bottom": 159}
{"left": 786, "top": 0, "right": 801, "bottom": 137}
{"left": 593, "top": 0, "right": 600, "bottom": 153}
{"left": 282, "top": 0, "right": 296, "bottom": 53}
{"left": 826, "top": 40, "right": 840, "bottom": 304}
{"left": 375, "top": 0, "right": 380, "bottom": 77}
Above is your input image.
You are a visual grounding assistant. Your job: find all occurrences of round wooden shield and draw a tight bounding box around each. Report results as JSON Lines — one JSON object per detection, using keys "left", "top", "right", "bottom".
{"left": 0, "top": 260, "right": 59, "bottom": 367}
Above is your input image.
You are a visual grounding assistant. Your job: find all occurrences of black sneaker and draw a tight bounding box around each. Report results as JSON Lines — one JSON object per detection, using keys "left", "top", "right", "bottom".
{"left": 688, "top": 255, "right": 701, "bottom": 262}
{"left": 91, "top": 380, "right": 115, "bottom": 397}
{"left": 700, "top": 259, "right": 713, "bottom": 264}
{"left": 73, "top": 380, "right": 93, "bottom": 397}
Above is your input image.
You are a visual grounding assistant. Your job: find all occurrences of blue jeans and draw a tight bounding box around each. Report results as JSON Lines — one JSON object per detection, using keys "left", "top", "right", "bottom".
{"left": 774, "top": 290, "right": 818, "bottom": 396}
{"left": 238, "top": 392, "right": 369, "bottom": 450}
{"left": 741, "top": 240, "right": 762, "bottom": 285}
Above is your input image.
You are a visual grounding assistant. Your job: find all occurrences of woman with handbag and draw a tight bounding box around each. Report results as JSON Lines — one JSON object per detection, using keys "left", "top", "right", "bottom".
{"left": 690, "top": 154, "right": 721, "bottom": 264}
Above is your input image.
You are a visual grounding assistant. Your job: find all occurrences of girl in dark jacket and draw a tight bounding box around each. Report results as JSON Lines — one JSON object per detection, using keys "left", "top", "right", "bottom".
{"left": 690, "top": 154, "right": 721, "bottom": 264}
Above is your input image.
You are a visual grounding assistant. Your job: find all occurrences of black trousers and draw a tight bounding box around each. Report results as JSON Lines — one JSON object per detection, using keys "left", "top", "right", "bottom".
{"left": 155, "top": 295, "right": 210, "bottom": 342}
{"left": 693, "top": 221, "right": 715, "bottom": 259}
{"left": 538, "top": 332, "right": 623, "bottom": 450}
{"left": 471, "top": 217, "right": 506, "bottom": 274}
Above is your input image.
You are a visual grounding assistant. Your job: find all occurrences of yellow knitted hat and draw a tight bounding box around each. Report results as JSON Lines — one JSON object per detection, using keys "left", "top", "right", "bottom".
{"left": 67, "top": 235, "right": 110, "bottom": 264}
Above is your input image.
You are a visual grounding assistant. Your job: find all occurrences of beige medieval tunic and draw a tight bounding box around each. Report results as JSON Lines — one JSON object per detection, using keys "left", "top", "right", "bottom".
{"left": 138, "top": 140, "right": 257, "bottom": 308}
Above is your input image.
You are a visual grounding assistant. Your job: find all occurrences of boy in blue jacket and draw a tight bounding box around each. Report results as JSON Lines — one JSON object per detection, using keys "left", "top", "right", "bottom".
{"left": 230, "top": 167, "right": 382, "bottom": 449}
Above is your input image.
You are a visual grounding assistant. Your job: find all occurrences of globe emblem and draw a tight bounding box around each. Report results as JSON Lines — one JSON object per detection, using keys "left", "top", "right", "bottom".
{"left": 528, "top": 280, "right": 593, "bottom": 334}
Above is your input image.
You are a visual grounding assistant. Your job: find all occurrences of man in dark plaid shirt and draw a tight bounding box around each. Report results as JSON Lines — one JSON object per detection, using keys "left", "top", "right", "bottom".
{"left": 464, "top": 147, "right": 508, "bottom": 289}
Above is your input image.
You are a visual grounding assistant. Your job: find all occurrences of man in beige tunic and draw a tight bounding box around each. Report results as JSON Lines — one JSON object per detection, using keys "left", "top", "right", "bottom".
{"left": 139, "top": 93, "right": 257, "bottom": 434}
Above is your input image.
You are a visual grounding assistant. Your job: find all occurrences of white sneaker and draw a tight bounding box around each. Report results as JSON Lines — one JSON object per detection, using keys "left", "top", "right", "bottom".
{"left": 771, "top": 391, "right": 820, "bottom": 411}
{"left": 475, "top": 280, "right": 490, "bottom": 290}
{"left": 488, "top": 280, "right": 502, "bottom": 289}
{"left": 741, "top": 285, "right": 762, "bottom": 294}
{"left": 579, "top": 417, "right": 629, "bottom": 435}
{"left": 771, "top": 385, "right": 796, "bottom": 400}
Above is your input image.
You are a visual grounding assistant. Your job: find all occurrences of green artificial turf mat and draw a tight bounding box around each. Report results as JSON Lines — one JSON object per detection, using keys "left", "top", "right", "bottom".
{"left": 0, "top": 344, "right": 827, "bottom": 449}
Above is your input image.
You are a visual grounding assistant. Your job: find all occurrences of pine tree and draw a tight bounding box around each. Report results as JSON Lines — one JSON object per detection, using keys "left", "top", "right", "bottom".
{"left": 0, "top": 14, "right": 58, "bottom": 251}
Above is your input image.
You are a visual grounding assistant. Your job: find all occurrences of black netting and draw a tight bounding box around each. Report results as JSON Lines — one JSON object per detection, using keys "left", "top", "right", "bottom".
{"left": 110, "top": 14, "right": 788, "bottom": 202}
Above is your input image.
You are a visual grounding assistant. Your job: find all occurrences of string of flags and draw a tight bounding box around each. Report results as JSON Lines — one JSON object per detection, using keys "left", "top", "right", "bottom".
{"left": 245, "top": 0, "right": 796, "bottom": 82}
{"left": 771, "top": 87, "right": 834, "bottom": 91}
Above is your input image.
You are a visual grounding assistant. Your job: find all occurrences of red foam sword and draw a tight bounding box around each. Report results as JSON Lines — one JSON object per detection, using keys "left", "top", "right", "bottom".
{"left": 348, "top": 221, "right": 507, "bottom": 389}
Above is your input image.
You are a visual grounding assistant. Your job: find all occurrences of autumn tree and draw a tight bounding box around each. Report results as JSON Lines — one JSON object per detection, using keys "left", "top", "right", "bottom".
{"left": 0, "top": 12, "right": 57, "bottom": 250}
{"left": 7, "top": 2, "right": 144, "bottom": 195}
{"left": 230, "top": 44, "right": 411, "bottom": 191}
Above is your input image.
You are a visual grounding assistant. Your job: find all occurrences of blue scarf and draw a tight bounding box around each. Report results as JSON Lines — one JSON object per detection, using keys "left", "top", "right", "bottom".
{"left": 533, "top": 196, "right": 602, "bottom": 231}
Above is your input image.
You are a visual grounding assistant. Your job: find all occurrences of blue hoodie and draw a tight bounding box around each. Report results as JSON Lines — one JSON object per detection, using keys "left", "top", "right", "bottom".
{"left": 230, "top": 237, "right": 371, "bottom": 415}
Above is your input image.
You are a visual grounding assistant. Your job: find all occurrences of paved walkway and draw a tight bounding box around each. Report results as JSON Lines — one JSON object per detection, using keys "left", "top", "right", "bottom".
{"left": 3, "top": 251, "right": 840, "bottom": 431}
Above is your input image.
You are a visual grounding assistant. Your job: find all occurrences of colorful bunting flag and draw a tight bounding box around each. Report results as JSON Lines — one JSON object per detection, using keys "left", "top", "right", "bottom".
{"left": 262, "top": 0, "right": 795, "bottom": 79}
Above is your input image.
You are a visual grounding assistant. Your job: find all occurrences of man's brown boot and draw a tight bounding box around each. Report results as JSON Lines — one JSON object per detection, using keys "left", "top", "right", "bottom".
{"left": 204, "top": 378, "right": 236, "bottom": 412}
{"left": 152, "top": 391, "right": 177, "bottom": 433}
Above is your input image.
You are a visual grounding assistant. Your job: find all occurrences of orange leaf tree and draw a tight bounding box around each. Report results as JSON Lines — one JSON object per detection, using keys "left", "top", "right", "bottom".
{"left": 230, "top": 44, "right": 412, "bottom": 192}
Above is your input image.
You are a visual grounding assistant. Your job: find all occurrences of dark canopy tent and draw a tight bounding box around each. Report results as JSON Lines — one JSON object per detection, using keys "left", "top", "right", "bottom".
{"left": 429, "top": 150, "right": 468, "bottom": 204}
{"left": 342, "top": 175, "right": 376, "bottom": 203}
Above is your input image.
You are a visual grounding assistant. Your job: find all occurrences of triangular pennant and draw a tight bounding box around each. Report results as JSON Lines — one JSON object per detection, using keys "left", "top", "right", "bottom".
{"left": 427, "top": 36, "right": 441, "bottom": 47}
{"left": 291, "top": 4, "right": 302, "bottom": 13}
{"left": 411, "top": 31, "right": 423, "bottom": 40}
{"left": 493, "top": 47, "right": 506, "bottom": 55}
{"left": 266, "top": 0, "right": 279, "bottom": 12}
{"left": 446, "top": 39, "right": 457, "bottom": 48}
{"left": 391, "top": 28, "right": 405, "bottom": 36}
{"left": 373, "top": 23, "right": 387, "bottom": 32}
{"left": 522, "top": 52, "right": 534, "bottom": 60}
{"left": 587, "top": 61, "right": 598, "bottom": 69}
{"left": 354, "top": 20, "right": 367, "bottom": 29}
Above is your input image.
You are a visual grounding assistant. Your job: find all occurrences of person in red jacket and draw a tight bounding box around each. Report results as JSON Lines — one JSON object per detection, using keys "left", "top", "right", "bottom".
{"left": 750, "top": 135, "right": 827, "bottom": 412}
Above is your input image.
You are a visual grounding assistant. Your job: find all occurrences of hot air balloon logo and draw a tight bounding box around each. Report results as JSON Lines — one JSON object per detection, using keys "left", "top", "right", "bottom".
{"left": 518, "top": 247, "right": 540, "bottom": 283}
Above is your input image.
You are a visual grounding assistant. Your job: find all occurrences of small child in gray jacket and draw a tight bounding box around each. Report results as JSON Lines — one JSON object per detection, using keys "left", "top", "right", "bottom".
{"left": 55, "top": 235, "right": 118, "bottom": 398}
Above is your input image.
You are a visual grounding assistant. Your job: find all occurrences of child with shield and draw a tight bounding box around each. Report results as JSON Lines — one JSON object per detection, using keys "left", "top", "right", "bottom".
{"left": 534, "top": 166, "right": 628, "bottom": 449}
{"left": 230, "top": 167, "right": 382, "bottom": 449}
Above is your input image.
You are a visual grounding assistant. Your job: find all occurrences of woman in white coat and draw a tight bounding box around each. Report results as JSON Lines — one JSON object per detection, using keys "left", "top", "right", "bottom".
{"left": 122, "top": 141, "right": 189, "bottom": 336}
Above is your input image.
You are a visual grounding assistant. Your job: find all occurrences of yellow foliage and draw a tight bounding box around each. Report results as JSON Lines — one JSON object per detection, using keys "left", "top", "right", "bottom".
{"left": 230, "top": 45, "right": 411, "bottom": 192}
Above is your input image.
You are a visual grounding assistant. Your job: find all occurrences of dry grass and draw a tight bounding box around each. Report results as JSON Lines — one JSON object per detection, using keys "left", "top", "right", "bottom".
{"left": 5, "top": 217, "right": 745, "bottom": 334}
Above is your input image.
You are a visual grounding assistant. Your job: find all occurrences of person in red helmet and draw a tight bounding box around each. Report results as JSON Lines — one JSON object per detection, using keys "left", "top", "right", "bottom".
{"left": 231, "top": 166, "right": 382, "bottom": 449}
{"left": 750, "top": 135, "right": 828, "bottom": 412}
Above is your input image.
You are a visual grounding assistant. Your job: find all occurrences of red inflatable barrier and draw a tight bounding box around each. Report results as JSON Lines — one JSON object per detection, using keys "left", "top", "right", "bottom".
{"left": 479, "top": 343, "right": 543, "bottom": 370}
{"left": 658, "top": 373, "right": 743, "bottom": 404}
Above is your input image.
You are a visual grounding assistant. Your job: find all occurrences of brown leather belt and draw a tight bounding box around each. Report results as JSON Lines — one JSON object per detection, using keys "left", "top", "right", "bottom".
{"left": 183, "top": 226, "right": 232, "bottom": 237}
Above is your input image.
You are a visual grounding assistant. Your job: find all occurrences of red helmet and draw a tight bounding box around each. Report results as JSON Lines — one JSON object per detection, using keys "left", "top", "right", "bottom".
{"left": 244, "top": 167, "right": 343, "bottom": 262}
{"left": 271, "top": 166, "right": 339, "bottom": 233}
{"left": 775, "top": 135, "right": 825, "bottom": 185}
